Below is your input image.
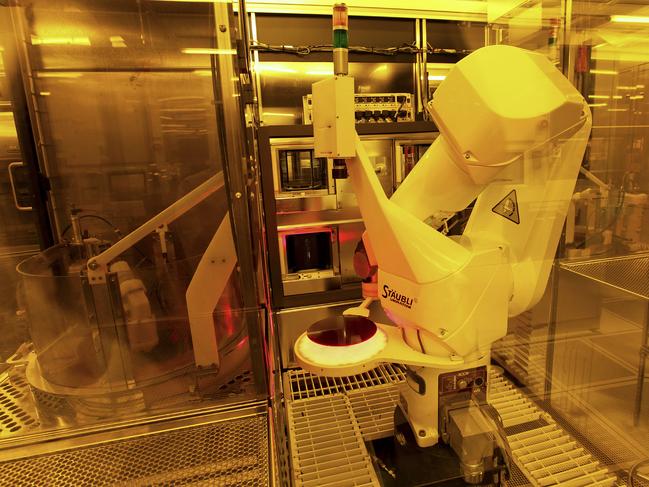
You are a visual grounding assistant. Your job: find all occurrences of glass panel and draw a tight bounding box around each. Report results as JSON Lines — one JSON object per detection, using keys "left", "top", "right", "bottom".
{"left": 489, "top": 0, "right": 649, "bottom": 477}
{"left": 0, "top": 0, "right": 265, "bottom": 442}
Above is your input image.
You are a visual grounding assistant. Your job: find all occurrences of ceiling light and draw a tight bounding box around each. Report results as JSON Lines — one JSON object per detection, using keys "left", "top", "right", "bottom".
{"left": 590, "top": 69, "right": 618, "bottom": 75}
{"left": 254, "top": 64, "right": 297, "bottom": 74}
{"left": 610, "top": 15, "right": 649, "bottom": 24}
{"left": 181, "top": 48, "right": 236, "bottom": 55}
{"left": 305, "top": 69, "right": 334, "bottom": 76}
{"left": 31, "top": 36, "right": 91, "bottom": 46}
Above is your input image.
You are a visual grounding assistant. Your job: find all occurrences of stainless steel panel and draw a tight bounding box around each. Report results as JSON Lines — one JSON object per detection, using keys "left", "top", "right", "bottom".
{"left": 282, "top": 273, "right": 342, "bottom": 296}
{"left": 275, "top": 195, "right": 337, "bottom": 213}
{"left": 276, "top": 208, "right": 361, "bottom": 228}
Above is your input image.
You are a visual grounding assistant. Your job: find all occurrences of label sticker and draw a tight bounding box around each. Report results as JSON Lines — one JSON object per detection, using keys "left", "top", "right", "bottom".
{"left": 492, "top": 189, "right": 520, "bottom": 224}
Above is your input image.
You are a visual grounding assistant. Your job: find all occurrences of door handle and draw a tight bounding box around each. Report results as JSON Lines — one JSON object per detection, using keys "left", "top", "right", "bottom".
{"left": 7, "top": 162, "right": 33, "bottom": 211}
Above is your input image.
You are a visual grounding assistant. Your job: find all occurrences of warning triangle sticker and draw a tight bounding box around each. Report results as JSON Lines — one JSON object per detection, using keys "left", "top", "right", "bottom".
{"left": 492, "top": 189, "right": 520, "bottom": 224}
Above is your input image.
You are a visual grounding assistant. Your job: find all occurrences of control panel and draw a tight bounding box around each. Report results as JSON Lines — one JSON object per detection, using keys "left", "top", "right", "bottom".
{"left": 303, "top": 93, "right": 414, "bottom": 124}
{"left": 439, "top": 366, "right": 488, "bottom": 397}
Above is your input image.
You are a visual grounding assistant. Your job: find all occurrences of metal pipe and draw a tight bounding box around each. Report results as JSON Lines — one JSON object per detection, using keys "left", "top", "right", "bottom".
{"left": 87, "top": 172, "right": 224, "bottom": 273}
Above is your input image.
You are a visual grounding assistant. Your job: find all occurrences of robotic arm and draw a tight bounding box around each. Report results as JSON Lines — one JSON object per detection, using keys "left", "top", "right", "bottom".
{"left": 294, "top": 40, "right": 590, "bottom": 483}
{"left": 296, "top": 44, "right": 590, "bottom": 370}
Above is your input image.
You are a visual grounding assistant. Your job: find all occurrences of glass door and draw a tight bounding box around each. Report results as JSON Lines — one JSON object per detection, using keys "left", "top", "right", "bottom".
{"left": 0, "top": 9, "right": 48, "bottom": 369}
{"left": 488, "top": 0, "right": 649, "bottom": 480}
{"left": 0, "top": 0, "right": 267, "bottom": 447}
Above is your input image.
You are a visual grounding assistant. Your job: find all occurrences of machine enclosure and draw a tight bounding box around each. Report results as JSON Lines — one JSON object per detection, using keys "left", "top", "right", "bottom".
{"left": 312, "top": 76, "right": 356, "bottom": 158}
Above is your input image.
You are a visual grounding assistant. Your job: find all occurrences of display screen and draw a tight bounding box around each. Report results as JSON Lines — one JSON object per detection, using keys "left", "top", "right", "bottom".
{"left": 285, "top": 231, "right": 332, "bottom": 273}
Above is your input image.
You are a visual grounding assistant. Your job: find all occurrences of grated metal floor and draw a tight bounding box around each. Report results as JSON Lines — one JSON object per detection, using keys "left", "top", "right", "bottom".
{"left": 285, "top": 365, "right": 624, "bottom": 487}
{"left": 0, "top": 412, "right": 269, "bottom": 486}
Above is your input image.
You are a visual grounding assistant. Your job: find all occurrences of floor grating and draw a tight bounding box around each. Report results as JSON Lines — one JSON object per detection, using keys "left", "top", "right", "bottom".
{"left": 286, "top": 365, "right": 624, "bottom": 487}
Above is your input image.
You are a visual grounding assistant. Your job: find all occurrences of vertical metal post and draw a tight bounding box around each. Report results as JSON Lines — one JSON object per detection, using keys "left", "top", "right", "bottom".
{"left": 414, "top": 19, "right": 422, "bottom": 118}
{"left": 560, "top": 0, "right": 575, "bottom": 82}
{"left": 420, "top": 19, "right": 428, "bottom": 116}
{"left": 544, "top": 264, "right": 561, "bottom": 404}
{"left": 212, "top": 1, "right": 267, "bottom": 396}
{"left": 634, "top": 302, "right": 648, "bottom": 425}
{"left": 249, "top": 13, "right": 264, "bottom": 124}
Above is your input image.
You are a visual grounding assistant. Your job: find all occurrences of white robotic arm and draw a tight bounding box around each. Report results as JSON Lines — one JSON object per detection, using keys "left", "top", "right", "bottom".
{"left": 295, "top": 44, "right": 591, "bottom": 461}
{"left": 297, "top": 44, "right": 590, "bottom": 365}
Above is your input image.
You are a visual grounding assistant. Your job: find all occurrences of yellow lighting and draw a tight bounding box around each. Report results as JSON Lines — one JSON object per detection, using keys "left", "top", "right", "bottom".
{"left": 36, "top": 72, "right": 82, "bottom": 78}
{"left": 610, "top": 15, "right": 649, "bottom": 24}
{"left": 159, "top": 108, "right": 206, "bottom": 113}
{"left": 428, "top": 75, "right": 447, "bottom": 81}
{"left": 31, "top": 35, "right": 90, "bottom": 46}
{"left": 254, "top": 64, "right": 297, "bottom": 74}
{"left": 181, "top": 48, "right": 237, "bottom": 55}
{"left": 372, "top": 64, "right": 388, "bottom": 74}
{"left": 608, "top": 108, "right": 627, "bottom": 112}
{"left": 262, "top": 112, "right": 295, "bottom": 117}
{"left": 305, "top": 69, "right": 334, "bottom": 76}
{"left": 110, "top": 36, "right": 127, "bottom": 48}
{"left": 630, "top": 95, "right": 645, "bottom": 100}
{"left": 590, "top": 69, "right": 618, "bottom": 75}
{"left": 39, "top": 91, "right": 51, "bottom": 96}
{"left": 617, "top": 86, "right": 638, "bottom": 91}
{"left": 588, "top": 103, "right": 607, "bottom": 107}
{"left": 296, "top": 329, "right": 387, "bottom": 367}
{"left": 588, "top": 95, "right": 610, "bottom": 99}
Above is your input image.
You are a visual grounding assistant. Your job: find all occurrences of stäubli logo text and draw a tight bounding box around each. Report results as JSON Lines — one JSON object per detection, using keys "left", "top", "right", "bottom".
{"left": 381, "top": 285, "right": 415, "bottom": 309}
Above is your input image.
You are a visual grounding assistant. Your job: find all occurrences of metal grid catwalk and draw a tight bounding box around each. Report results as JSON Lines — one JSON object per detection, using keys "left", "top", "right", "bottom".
{"left": 286, "top": 365, "right": 623, "bottom": 487}
{"left": 489, "top": 373, "right": 619, "bottom": 487}
{"left": 0, "top": 413, "right": 269, "bottom": 486}
{"left": 288, "top": 394, "right": 380, "bottom": 487}
{"left": 285, "top": 364, "right": 406, "bottom": 401}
